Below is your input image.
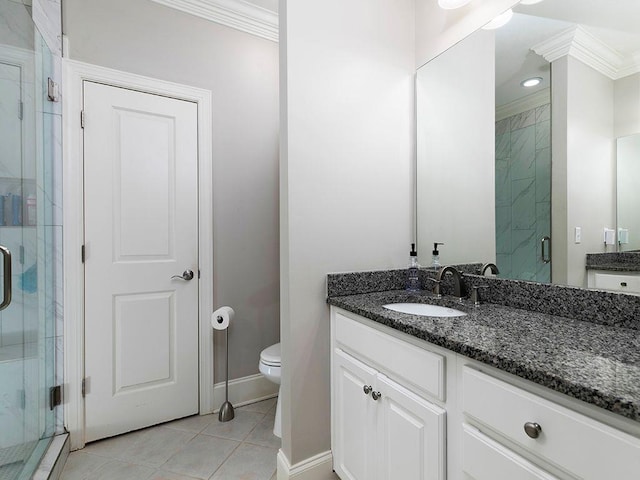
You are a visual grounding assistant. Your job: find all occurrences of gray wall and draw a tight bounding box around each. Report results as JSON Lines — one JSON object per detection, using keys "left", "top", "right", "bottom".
{"left": 279, "top": 0, "right": 415, "bottom": 466}
{"left": 63, "top": 0, "right": 280, "bottom": 383}
{"left": 552, "top": 56, "right": 616, "bottom": 287}
{"left": 417, "top": 29, "right": 496, "bottom": 268}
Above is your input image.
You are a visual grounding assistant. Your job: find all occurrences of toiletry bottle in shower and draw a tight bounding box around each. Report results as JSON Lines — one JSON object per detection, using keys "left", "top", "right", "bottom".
{"left": 432, "top": 243, "right": 444, "bottom": 270}
{"left": 406, "top": 243, "right": 420, "bottom": 291}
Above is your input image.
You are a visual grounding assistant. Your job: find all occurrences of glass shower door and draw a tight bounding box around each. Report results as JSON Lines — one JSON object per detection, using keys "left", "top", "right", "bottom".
{"left": 0, "top": 2, "right": 57, "bottom": 478}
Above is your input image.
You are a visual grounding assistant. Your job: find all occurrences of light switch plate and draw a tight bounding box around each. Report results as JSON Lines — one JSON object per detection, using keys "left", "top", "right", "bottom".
{"left": 574, "top": 227, "right": 581, "bottom": 244}
{"left": 604, "top": 228, "right": 616, "bottom": 245}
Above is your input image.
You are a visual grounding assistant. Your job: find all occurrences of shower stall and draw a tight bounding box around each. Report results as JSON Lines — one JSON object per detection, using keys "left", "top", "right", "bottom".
{"left": 0, "top": 1, "right": 62, "bottom": 478}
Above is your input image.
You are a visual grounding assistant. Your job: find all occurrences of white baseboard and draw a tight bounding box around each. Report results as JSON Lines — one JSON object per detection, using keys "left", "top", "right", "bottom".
{"left": 210, "top": 373, "right": 278, "bottom": 413}
{"left": 277, "top": 449, "right": 335, "bottom": 480}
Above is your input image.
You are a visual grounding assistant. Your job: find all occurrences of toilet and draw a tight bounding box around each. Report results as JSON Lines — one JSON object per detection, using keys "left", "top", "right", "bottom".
{"left": 259, "top": 343, "right": 282, "bottom": 437}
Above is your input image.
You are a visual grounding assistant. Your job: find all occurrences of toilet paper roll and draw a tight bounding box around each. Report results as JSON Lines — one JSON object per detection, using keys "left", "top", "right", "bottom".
{"left": 211, "top": 306, "right": 234, "bottom": 330}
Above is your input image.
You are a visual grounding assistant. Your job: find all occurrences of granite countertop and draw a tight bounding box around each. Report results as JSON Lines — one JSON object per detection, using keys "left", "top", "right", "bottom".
{"left": 586, "top": 264, "right": 640, "bottom": 272}
{"left": 586, "top": 252, "right": 640, "bottom": 272}
{"left": 328, "top": 289, "right": 640, "bottom": 423}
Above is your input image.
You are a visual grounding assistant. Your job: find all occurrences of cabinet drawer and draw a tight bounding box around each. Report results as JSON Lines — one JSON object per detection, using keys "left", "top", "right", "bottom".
{"left": 462, "top": 424, "right": 558, "bottom": 480}
{"left": 591, "top": 271, "right": 640, "bottom": 294}
{"left": 334, "top": 312, "right": 445, "bottom": 401}
{"left": 463, "top": 367, "right": 640, "bottom": 480}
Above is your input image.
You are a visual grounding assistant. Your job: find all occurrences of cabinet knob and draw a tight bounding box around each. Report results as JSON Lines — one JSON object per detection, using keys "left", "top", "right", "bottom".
{"left": 524, "top": 422, "right": 542, "bottom": 439}
{"left": 371, "top": 391, "right": 382, "bottom": 401}
{"left": 621, "top": 282, "right": 628, "bottom": 287}
{"left": 363, "top": 385, "right": 372, "bottom": 395}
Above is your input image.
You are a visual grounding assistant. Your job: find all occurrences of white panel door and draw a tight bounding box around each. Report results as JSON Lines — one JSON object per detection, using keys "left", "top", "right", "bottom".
{"left": 332, "top": 348, "right": 377, "bottom": 480}
{"left": 83, "top": 81, "right": 199, "bottom": 442}
{"left": 376, "top": 374, "right": 446, "bottom": 480}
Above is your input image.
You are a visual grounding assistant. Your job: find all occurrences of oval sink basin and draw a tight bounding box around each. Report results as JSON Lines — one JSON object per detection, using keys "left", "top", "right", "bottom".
{"left": 383, "top": 303, "right": 467, "bottom": 318}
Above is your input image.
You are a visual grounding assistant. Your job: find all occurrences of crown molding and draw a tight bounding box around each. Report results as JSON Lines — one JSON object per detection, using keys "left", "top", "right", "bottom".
{"left": 531, "top": 25, "right": 640, "bottom": 80}
{"left": 150, "top": 0, "right": 278, "bottom": 42}
{"left": 496, "top": 88, "right": 550, "bottom": 122}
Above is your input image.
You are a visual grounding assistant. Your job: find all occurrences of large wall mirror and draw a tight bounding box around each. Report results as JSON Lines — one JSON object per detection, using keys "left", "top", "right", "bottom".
{"left": 417, "top": 0, "right": 640, "bottom": 288}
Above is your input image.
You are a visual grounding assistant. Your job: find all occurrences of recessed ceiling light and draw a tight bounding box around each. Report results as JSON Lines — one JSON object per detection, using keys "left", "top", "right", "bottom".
{"left": 519, "top": 0, "right": 544, "bottom": 5}
{"left": 482, "top": 9, "right": 513, "bottom": 30}
{"left": 438, "top": 0, "right": 472, "bottom": 9}
{"left": 521, "top": 77, "right": 543, "bottom": 88}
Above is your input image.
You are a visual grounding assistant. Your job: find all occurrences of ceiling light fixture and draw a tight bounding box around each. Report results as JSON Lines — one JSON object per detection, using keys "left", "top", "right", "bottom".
{"left": 519, "top": 0, "right": 544, "bottom": 5}
{"left": 521, "top": 77, "right": 543, "bottom": 88}
{"left": 438, "top": 0, "right": 472, "bottom": 9}
{"left": 482, "top": 9, "right": 514, "bottom": 30}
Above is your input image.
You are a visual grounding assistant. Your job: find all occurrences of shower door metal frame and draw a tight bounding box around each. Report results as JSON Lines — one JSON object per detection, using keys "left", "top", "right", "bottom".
{"left": 62, "top": 60, "right": 214, "bottom": 450}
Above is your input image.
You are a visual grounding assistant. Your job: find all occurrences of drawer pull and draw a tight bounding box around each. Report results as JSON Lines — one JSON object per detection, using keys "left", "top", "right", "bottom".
{"left": 524, "top": 422, "right": 542, "bottom": 439}
{"left": 621, "top": 282, "right": 628, "bottom": 287}
{"left": 363, "top": 385, "right": 372, "bottom": 395}
{"left": 372, "top": 391, "right": 382, "bottom": 401}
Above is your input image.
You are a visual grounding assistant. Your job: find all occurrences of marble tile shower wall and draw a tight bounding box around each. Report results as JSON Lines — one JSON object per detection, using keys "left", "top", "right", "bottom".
{"left": 495, "top": 104, "right": 551, "bottom": 283}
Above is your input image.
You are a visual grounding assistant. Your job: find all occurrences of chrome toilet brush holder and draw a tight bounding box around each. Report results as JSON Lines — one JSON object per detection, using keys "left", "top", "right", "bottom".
{"left": 219, "top": 325, "right": 234, "bottom": 422}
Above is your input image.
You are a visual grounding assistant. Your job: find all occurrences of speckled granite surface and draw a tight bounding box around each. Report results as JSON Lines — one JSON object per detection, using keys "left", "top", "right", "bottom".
{"left": 587, "top": 252, "right": 640, "bottom": 272}
{"left": 327, "top": 264, "right": 481, "bottom": 297}
{"left": 327, "top": 290, "right": 640, "bottom": 423}
{"left": 328, "top": 268, "right": 640, "bottom": 331}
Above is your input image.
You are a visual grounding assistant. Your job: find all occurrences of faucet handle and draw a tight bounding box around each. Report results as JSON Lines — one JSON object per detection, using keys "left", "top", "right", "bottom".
{"left": 471, "top": 285, "right": 489, "bottom": 306}
{"left": 423, "top": 277, "right": 442, "bottom": 298}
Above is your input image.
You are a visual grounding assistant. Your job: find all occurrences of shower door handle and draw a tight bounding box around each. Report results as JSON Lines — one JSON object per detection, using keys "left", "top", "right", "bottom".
{"left": 541, "top": 236, "right": 551, "bottom": 264}
{"left": 0, "top": 245, "right": 12, "bottom": 311}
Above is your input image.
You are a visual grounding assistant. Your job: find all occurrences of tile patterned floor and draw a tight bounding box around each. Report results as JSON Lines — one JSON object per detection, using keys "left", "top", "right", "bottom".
{"left": 60, "top": 398, "right": 279, "bottom": 480}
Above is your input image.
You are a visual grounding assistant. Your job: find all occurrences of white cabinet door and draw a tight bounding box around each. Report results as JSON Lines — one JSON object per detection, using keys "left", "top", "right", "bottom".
{"left": 462, "top": 424, "right": 558, "bottom": 480}
{"left": 333, "top": 348, "right": 377, "bottom": 480}
{"left": 376, "top": 374, "right": 446, "bottom": 480}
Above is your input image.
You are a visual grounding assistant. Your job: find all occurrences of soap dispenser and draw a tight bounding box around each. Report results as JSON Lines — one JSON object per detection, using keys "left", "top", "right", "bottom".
{"left": 406, "top": 243, "right": 420, "bottom": 291}
{"left": 432, "top": 243, "right": 444, "bottom": 270}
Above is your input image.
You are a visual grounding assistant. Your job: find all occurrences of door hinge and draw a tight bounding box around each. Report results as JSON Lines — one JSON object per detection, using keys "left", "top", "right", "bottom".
{"left": 18, "top": 101, "right": 23, "bottom": 120}
{"left": 19, "top": 245, "right": 24, "bottom": 265}
{"left": 198, "top": 269, "right": 201, "bottom": 279}
{"left": 80, "top": 110, "right": 85, "bottom": 129}
{"left": 81, "top": 377, "right": 89, "bottom": 397}
{"left": 49, "top": 385, "right": 62, "bottom": 410}
{"left": 81, "top": 244, "right": 85, "bottom": 263}
{"left": 47, "top": 77, "right": 60, "bottom": 102}
{"left": 18, "top": 389, "right": 26, "bottom": 410}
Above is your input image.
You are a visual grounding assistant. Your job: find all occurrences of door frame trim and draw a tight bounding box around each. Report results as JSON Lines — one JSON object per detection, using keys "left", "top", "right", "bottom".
{"left": 63, "top": 59, "right": 214, "bottom": 450}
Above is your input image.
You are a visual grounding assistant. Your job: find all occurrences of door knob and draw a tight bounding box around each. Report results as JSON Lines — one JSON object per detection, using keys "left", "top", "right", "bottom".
{"left": 172, "top": 270, "right": 194, "bottom": 281}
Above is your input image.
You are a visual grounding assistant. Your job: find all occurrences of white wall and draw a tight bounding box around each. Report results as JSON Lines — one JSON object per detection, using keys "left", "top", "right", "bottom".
{"left": 614, "top": 73, "right": 640, "bottom": 138}
{"left": 279, "top": 0, "right": 415, "bottom": 467}
{"left": 415, "top": 0, "right": 518, "bottom": 68}
{"left": 63, "top": 0, "right": 280, "bottom": 383}
{"left": 553, "top": 56, "right": 616, "bottom": 287}
{"left": 416, "top": 29, "right": 495, "bottom": 267}
{"left": 616, "top": 133, "right": 640, "bottom": 251}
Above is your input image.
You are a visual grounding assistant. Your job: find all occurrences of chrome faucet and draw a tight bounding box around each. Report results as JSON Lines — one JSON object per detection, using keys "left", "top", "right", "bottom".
{"left": 480, "top": 262, "right": 500, "bottom": 276}
{"left": 436, "top": 266, "right": 466, "bottom": 301}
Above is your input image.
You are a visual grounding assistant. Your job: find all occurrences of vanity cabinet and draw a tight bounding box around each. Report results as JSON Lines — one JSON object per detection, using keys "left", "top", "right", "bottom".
{"left": 462, "top": 424, "right": 558, "bottom": 480}
{"left": 330, "top": 307, "right": 640, "bottom": 480}
{"left": 332, "top": 311, "right": 446, "bottom": 480}
{"left": 462, "top": 367, "right": 640, "bottom": 480}
{"left": 587, "top": 270, "right": 640, "bottom": 294}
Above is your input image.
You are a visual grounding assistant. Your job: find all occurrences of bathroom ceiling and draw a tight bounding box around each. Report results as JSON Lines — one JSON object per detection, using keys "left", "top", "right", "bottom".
{"left": 496, "top": 0, "right": 640, "bottom": 107}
